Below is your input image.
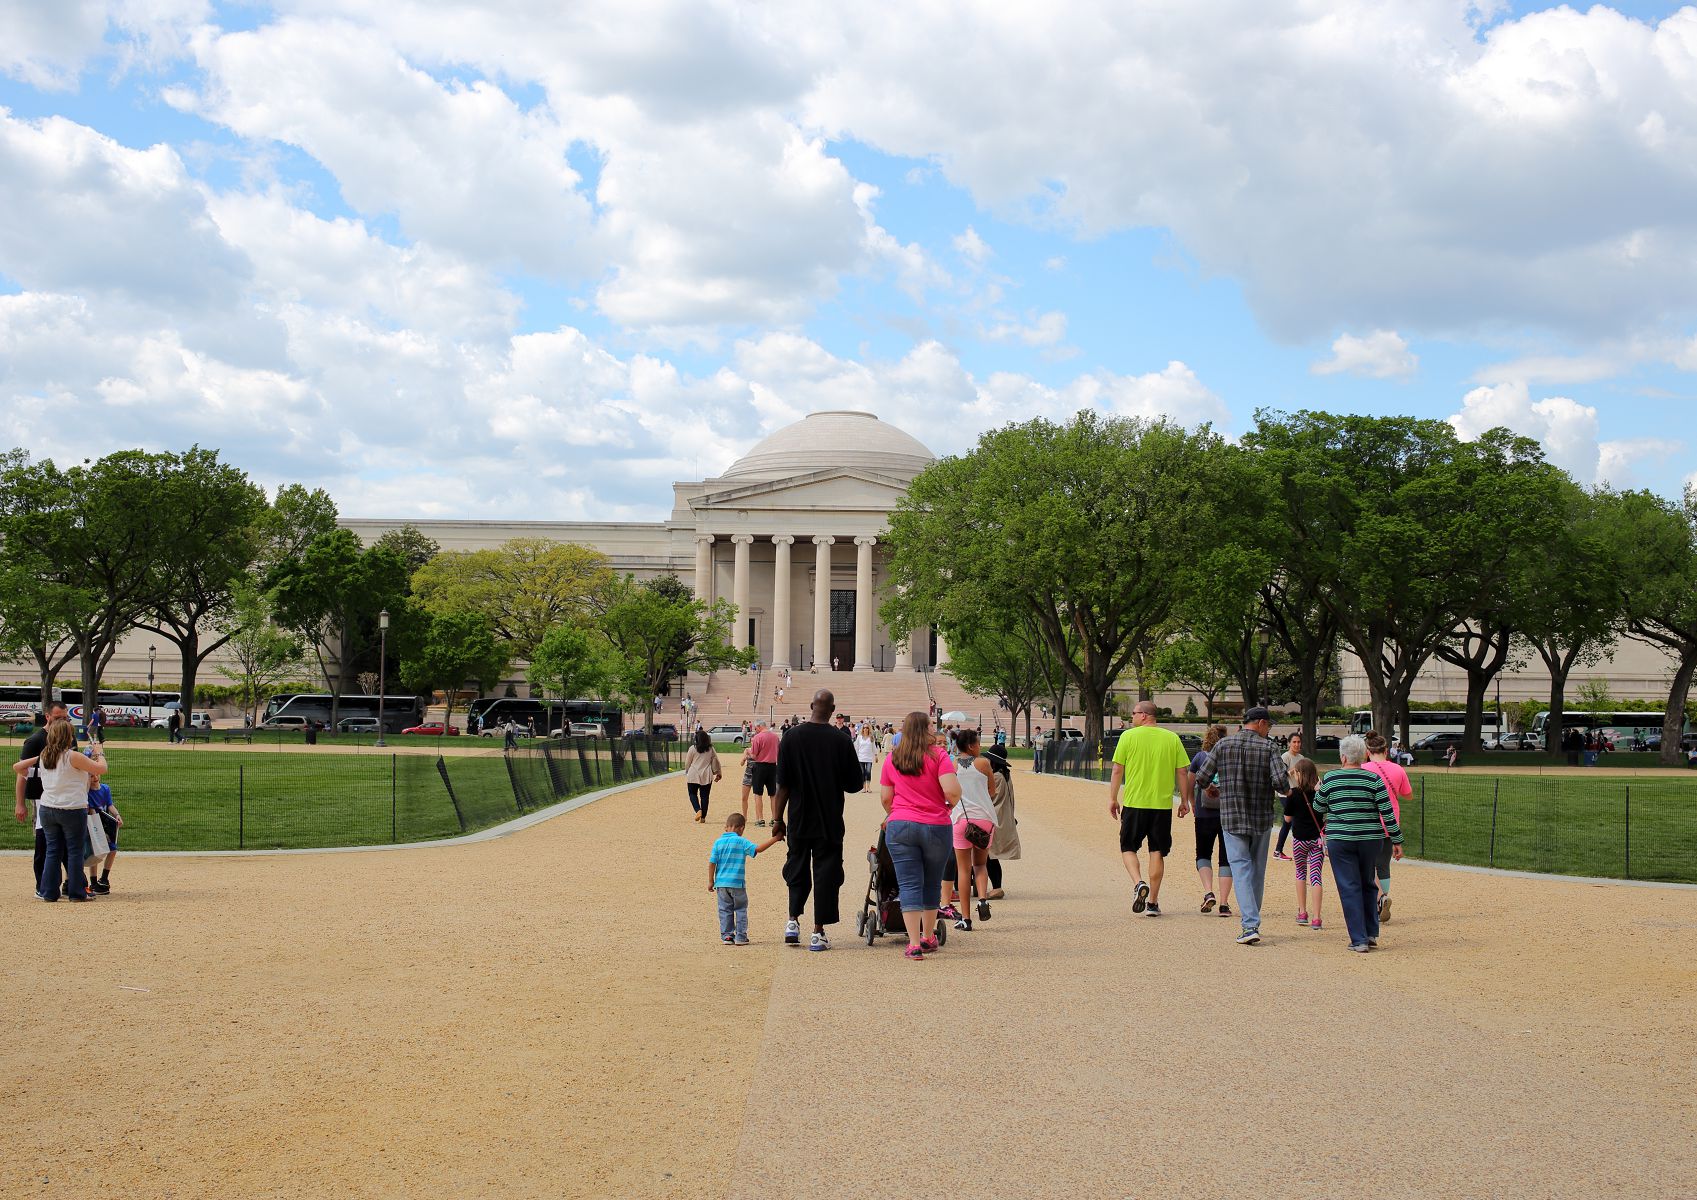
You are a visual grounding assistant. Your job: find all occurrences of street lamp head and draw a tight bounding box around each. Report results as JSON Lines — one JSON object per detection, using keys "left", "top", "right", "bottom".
{"left": 379, "top": 609, "right": 390, "bottom": 631}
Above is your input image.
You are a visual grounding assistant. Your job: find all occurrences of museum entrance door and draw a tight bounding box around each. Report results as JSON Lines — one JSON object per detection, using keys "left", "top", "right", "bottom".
{"left": 829, "top": 589, "right": 855, "bottom": 670}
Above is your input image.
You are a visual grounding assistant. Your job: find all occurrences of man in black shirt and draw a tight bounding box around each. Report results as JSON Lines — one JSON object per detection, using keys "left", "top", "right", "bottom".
{"left": 772, "top": 689, "right": 865, "bottom": 951}
{"left": 15, "top": 701, "right": 70, "bottom": 897}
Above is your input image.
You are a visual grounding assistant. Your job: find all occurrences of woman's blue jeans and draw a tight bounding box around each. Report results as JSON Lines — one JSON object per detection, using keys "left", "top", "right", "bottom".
{"left": 1329, "top": 838, "right": 1383, "bottom": 947}
{"left": 886, "top": 820, "right": 952, "bottom": 912}
{"left": 40, "top": 806, "right": 87, "bottom": 900}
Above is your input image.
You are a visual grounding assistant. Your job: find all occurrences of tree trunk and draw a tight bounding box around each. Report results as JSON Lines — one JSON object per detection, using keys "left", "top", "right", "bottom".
{"left": 178, "top": 638, "right": 200, "bottom": 732}
{"left": 1661, "top": 652, "right": 1696, "bottom": 767}
{"left": 1079, "top": 687, "right": 1105, "bottom": 751}
{"left": 1546, "top": 676, "right": 1568, "bottom": 764}
{"left": 1462, "top": 670, "right": 1491, "bottom": 754}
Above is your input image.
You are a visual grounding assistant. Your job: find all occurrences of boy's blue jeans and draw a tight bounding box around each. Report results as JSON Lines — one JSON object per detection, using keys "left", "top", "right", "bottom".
{"left": 717, "top": 887, "right": 749, "bottom": 941}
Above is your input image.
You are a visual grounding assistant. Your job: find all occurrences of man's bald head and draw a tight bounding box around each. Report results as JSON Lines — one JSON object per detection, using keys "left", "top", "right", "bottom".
{"left": 810, "top": 690, "right": 836, "bottom": 722}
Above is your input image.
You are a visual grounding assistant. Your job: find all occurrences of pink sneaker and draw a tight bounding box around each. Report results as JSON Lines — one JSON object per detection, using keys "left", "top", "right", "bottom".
{"left": 1274, "top": 851, "right": 1292, "bottom": 861}
{"left": 1296, "top": 911, "right": 1309, "bottom": 926}
{"left": 919, "top": 936, "right": 940, "bottom": 953}
{"left": 1308, "top": 917, "right": 1322, "bottom": 930}
{"left": 904, "top": 945, "right": 925, "bottom": 961}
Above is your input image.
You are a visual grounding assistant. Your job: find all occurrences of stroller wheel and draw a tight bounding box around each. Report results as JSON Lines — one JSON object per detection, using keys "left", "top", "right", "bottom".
{"left": 935, "top": 917, "right": 948, "bottom": 946}
{"left": 855, "top": 911, "right": 867, "bottom": 936}
{"left": 865, "top": 920, "right": 877, "bottom": 946}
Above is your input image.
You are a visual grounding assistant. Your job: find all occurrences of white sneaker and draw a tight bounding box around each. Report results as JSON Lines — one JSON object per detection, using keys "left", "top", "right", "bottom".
{"left": 808, "top": 931, "right": 831, "bottom": 952}
{"left": 784, "top": 920, "right": 801, "bottom": 946}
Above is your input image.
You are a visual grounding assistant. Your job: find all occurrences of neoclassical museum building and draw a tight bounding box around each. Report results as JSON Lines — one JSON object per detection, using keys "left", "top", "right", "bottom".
{"left": 345, "top": 410, "right": 950, "bottom": 676}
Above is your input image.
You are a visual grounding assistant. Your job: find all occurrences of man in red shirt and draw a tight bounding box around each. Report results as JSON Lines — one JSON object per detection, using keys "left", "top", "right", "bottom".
{"left": 743, "top": 721, "right": 779, "bottom": 826}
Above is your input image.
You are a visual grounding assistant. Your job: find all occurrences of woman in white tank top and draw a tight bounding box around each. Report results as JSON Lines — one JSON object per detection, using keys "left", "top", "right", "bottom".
{"left": 14, "top": 718, "right": 108, "bottom": 902}
{"left": 948, "top": 728, "right": 998, "bottom": 930}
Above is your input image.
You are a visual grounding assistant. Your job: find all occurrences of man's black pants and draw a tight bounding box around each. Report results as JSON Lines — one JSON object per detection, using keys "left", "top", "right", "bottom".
{"left": 783, "top": 836, "right": 844, "bottom": 926}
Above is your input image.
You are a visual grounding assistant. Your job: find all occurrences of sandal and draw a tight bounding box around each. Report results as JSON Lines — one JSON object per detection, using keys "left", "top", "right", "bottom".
{"left": 1200, "top": 892, "right": 1216, "bottom": 913}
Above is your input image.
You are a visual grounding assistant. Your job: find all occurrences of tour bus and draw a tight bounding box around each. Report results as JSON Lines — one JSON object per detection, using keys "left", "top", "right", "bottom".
{"left": 466, "top": 697, "right": 623, "bottom": 737}
{"left": 1348, "top": 710, "right": 1501, "bottom": 742}
{"left": 1528, "top": 710, "right": 1690, "bottom": 750}
{"left": 0, "top": 684, "right": 55, "bottom": 723}
{"left": 61, "top": 687, "right": 182, "bottom": 726}
{"left": 261, "top": 692, "right": 423, "bottom": 733}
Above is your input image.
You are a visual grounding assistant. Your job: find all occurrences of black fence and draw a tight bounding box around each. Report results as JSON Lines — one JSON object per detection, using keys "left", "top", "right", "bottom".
{"left": 0, "top": 736, "right": 678, "bottom": 853}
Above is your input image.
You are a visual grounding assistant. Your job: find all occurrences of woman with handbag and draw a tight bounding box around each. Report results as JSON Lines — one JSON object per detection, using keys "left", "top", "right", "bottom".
{"left": 948, "top": 728, "right": 998, "bottom": 931}
{"left": 879, "top": 711, "right": 960, "bottom": 961}
{"left": 13, "top": 717, "right": 109, "bottom": 902}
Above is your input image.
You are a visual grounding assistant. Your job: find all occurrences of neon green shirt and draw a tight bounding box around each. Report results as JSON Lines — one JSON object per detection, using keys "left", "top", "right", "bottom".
{"left": 1111, "top": 726, "right": 1191, "bottom": 810}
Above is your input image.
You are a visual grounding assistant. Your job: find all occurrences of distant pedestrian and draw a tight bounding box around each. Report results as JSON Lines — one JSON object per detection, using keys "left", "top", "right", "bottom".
{"left": 1361, "top": 732, "right": 1413, "bottom": 924}
{"left": 167, "top": 710, "right": 181, "bottom": 744}
{"left": 86, "top": 706, "right": 105, "bottom": 744}
{"left": 772, "top": 690, "right": 865, "bottom": 951}
{"left": 745, "top": 721, "right": 779, "bottom": 827}
{"left": 684, "top": 727, "right": 722, "bottom": 823}
{"left": 853, "top": 722, "right": 876, "bottom": 785}
{"left": 707, "top": 813, "right": 783, "bottom": 945}
{"left": 1106, "top": 700, "right": 1194, "bottom": 918}
{"left": 1191, "top": 707, "right": 1290, "bottom": 945}
{"left": 1313, "top": 735, "right": 1403, "bottom": 952}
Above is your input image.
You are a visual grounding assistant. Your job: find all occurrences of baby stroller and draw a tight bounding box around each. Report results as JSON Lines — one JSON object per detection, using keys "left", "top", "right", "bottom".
{"left": 856, "top": 827, "right": 949, "bottom": 948}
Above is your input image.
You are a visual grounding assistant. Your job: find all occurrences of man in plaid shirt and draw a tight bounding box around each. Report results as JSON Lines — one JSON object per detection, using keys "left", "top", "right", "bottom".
{"left": 1191, "top": 706, "right": 1289, "bottom": 944}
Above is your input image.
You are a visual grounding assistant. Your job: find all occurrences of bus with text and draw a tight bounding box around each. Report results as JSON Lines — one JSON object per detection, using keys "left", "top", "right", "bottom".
{"left": 1529, "top": 710, "right": 1690, "bottom": 750}
{"left": 62, "top": 688, "right": 182, "bottom": 726}
{"left": 466, "top": 697, "right": 623, "bottom": 737}
{"left": 261, "top": 693, "right": 423, "bottom": 733}
{"left": 1348, "top": 710, "right": 1501, "bottom": 742}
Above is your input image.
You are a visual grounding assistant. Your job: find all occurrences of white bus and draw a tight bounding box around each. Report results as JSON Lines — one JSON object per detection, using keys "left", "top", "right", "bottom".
{"left": 1348, "top": 710, "right": 1501, "bottom": 741}
{"left": 1529, "top": 710, "right": 1688, "bottom": 750}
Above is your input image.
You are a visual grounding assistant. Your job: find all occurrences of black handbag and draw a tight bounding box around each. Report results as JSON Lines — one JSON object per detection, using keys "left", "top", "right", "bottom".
{"left": 956, "top": 756, "right": 992, "bottom": 849}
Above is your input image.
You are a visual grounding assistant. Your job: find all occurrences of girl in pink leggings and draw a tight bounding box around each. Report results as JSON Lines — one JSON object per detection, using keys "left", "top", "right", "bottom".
{"left": 1285, "top": 759, "right": 1325, "bottom": 929}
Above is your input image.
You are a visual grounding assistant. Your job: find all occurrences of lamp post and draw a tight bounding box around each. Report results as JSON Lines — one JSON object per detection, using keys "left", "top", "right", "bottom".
{"left": 147, "top": 645, "right": 155, "bottom": 733}
{"left": 878, "top": 643, "right": 885, "bottom": 672}
{"left": 376, "top": 610, "right": 389, "bottom": 747}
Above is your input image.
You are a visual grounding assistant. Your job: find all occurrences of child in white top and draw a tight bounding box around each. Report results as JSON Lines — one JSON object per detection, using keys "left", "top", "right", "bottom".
{"left": 947, "top": 728, "right": 998, "bottom": 930}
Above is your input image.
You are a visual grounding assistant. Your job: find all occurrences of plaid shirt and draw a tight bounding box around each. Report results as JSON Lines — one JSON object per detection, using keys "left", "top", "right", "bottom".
{"left": 1191, "top": 728, "right": 1289, "bottom": 837}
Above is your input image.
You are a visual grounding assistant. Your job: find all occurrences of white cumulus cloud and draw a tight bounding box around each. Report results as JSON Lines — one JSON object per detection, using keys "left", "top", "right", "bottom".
{"left": 1311, "top": 330, "right": 1418, "bottom": 379}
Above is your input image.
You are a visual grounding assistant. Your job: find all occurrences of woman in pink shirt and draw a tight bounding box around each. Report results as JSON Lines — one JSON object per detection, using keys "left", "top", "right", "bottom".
{"left": 879, "top": 711, "right": 961, "bottom": 961}
{"left": 1361, "top": 731, "right": 1413, "bottom": 924}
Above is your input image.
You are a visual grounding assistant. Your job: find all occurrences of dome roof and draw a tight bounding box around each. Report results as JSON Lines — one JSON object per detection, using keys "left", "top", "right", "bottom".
{"left": 721, "top": 411, "right": 934, "bottom": 482}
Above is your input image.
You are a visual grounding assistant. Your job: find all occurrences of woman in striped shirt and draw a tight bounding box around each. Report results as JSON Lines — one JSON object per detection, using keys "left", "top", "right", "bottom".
{"left": 1312, "top": 735, "right": 1404, "bottom": 953}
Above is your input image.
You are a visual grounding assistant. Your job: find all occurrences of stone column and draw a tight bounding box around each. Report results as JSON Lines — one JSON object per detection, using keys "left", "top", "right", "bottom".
{"left": 853, "top": 536, "right": 876, "bottom": 671}
{"left": 894, "top": 639, "right": 913, "bottom": 671}
{"left": 935, "top": 629, "right": 950, "bottom": 669}
{"left": 731, "top": 534, "right": 754, "bottom": 650}
{"left": 811, "top": 536, "right": 834, "bottom": 670}
{"left": 771, "top": 535, "right": 794, "bottom": 670}
{"left": 693, "top": 535, "right": 714, "bottom": 603}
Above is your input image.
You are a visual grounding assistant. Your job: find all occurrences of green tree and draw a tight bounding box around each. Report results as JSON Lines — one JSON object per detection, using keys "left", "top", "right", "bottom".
{"left": 267, "top": 529, "right": 411, "bottom": 727}
{"left": 1146, "top": 636, "right": 1233, "bottom": 723}
{"left": 942, "top": 608, "right": 1058, "bottom": 746}
{"left": 883, "top": 412, "right": 1225, "bottom": 747}
{"left": 412, "top": 537, "right": 611, "bottom": 660}
{"left": 527, "top": 622, "right": 615, "bottom": 716}
{"left": 398, "top": 608, "right": 509, "bottom": 725}
{"left": 257, "top": 483, "right": 338, "bottom": 570}
{"left": 218, "top": 581, "right": 306, "bottom": 727}
{"left": 1607, "top": 486, "right": 1697, "bottom": 766}
{"left": 374, "top": 524, "right": 440, "bottom": 575}
{"left": 597, "top": 575, "right": 754, "bottom": 733}
{"left": 130, "top": 447, "right": 268, "bottom": 731}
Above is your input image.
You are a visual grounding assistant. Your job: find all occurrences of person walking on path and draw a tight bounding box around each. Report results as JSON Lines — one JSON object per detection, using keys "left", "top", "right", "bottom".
{"left": 707, "top": 813, "right": 783, "bottom": 945}
{"left": 772, "top": 690, "right": 865, "bottom": 952}
{"left": 1361, "top": 731, "right": 1413, "bottom": 924}
{"left": 1107, "top": 700, "right": 1194, "bottom": 918}
{"left": 14, "top": 718, "right": 108, "bottom": 901}
{"left": 879, "top": 710, "right": 959, "bottom": 960}
{"left": 948, "top": 728, "right": 998, "bottom": 931}
{"left": 853, "top": 722, "right": 876, "bottom": 785}
{"left": 1191, "top": 706, "right": 1290, "bottom": 944}
{"left": 745, "top": 721, "right": 780, "bottom": 828}
{"left": 1284, "top": 759, "right": 1325, "bottom": 929}
{"left": 1188, "top": 724, "right": 1236, "bottom": 917}
{"left": 1312, "top": 735, "right": 1404, "bottom": 952}
{"left": 684, "top": 728, "right": 723, "bottom": 823}
{"left": 983, "top": 742, "right": 1020, "bottom": 899}
{"left": 1273, "top": 731, "right": 1308, "bottom": 861}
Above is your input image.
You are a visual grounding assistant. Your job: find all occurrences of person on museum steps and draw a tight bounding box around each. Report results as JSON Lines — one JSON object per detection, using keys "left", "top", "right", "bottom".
{"left": 1312, "top": 735, "right": 1404, "bottom": 953}
{"left": 879, "top": 710, "right": 958, "bottom": 960}
{"left": 771, "top": 689, "right": 865, "bottom": 952}
{"left": 684, "top": 727, "right": 722, "bottom": 823}
{"left": 14, "top": 718, "right": 109, "bottom": 901}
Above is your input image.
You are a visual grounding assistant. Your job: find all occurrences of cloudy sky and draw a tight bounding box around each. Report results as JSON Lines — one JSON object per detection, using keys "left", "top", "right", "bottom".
{"left": 2, "top": 0, "right": 1695, "bottom": 518}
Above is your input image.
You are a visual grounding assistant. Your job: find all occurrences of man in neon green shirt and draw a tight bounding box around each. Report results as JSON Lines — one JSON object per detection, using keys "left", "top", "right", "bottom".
{"left": 1107, "top": 700, "right": 1194, "bottom": 917}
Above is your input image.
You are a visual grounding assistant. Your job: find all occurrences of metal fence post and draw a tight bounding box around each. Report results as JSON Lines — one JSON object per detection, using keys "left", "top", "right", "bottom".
{"left": 1624, "top": 785, "right": 1630, "bottom": 879}
{"left": 1420, "top": 776, "right": 1426, "bottom": 858}
{"left": 1489, "top": 778, "right": 1499, "bottom": 868}
{"left": 391, "top": 753, "right": 398, "bottom": 843}
{"left": 238, "top": 764, "right": 245, "bottom": 850}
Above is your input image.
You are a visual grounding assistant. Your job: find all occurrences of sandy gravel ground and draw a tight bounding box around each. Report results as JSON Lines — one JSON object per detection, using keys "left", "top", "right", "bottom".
{"left": 2, "top": 768, "right": 1692, "bottom": 1199}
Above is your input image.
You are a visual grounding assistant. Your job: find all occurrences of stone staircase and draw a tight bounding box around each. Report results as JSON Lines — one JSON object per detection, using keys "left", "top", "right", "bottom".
{"left": 678, "top": 667, "right": 1001, "bottom": 731}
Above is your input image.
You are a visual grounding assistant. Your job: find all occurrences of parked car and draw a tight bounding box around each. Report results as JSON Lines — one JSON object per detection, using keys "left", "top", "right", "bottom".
{"left": 549, "top": 721, "right": 605, "bottom": 738}
{"left": 1489, "top": 731, "right": 1539, "bottom": 751}
{"left": 1312, "top": 733, "right": 1341, "bottom": 750}
{"left": 160, "top": 712, "right": 215, "bottom": 730}
{"left": 337, "top": 717, "right": 382, "bottom": 733}
{"left": 706, "top": 724, "right": 746, "bottom": 744}
{"left": 101, "top": 711, "right": 143, "bottom": 728}
{"left": 624, "top": 723, "right": 679, "bottom": 740}
{"left": 401, "top": 722, "right": 460, "bottom": 736}
{"left": 1056, "top": 728, "right": 1084, "bottom": 740}
{"left": 1412, "top": 732, "right": 1465, "bottom": 752}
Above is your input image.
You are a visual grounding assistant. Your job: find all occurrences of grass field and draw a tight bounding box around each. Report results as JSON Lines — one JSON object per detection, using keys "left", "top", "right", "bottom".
{"left": 2, "top": 741, "right": 678, "bottom": 852}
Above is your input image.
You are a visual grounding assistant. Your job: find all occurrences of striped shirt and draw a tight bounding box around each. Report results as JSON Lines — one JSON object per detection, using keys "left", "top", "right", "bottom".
{"left": 1312, "top": 767, "right": 1404, "bottom": 844}
{"left": 709, "top": 832, "right": 760, "bottom": 888}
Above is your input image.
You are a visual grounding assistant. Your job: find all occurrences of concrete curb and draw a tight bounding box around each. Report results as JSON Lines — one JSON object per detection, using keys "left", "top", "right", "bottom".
{"left": 0, "top": 769, "right": 682, "bottom": 859}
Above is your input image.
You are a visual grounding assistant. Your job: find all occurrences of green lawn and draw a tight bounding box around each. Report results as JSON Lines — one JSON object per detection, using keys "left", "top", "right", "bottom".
{"left": 2, "top": 742, "right": 677, "bottom": 852}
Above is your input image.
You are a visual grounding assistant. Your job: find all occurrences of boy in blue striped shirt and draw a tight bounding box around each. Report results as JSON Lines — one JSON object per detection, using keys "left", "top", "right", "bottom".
{"left": 709, "top": 813, "right": 783, "bottom": 945}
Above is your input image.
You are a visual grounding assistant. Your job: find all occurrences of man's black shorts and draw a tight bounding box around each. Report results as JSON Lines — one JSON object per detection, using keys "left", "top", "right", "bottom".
{"left": 1119, "top": 807, "right": 1173, "bottom": 855}
{"left": 749, "top": 762, "right": 778, "bottom": 797}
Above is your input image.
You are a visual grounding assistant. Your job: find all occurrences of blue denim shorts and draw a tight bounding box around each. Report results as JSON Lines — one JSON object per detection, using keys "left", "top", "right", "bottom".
{"left": 885, "top": 819, "right": 953, "bottom": 912}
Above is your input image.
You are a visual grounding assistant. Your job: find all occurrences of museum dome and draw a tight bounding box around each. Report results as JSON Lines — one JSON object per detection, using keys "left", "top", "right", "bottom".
{"left": 721, "top": 410, "right": 935, "bottom": 482}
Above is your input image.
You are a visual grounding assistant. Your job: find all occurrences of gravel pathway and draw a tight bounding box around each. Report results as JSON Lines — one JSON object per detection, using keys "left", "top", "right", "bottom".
{"left": 3, "top": 768, "right": 1690, "bottom": 1198}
